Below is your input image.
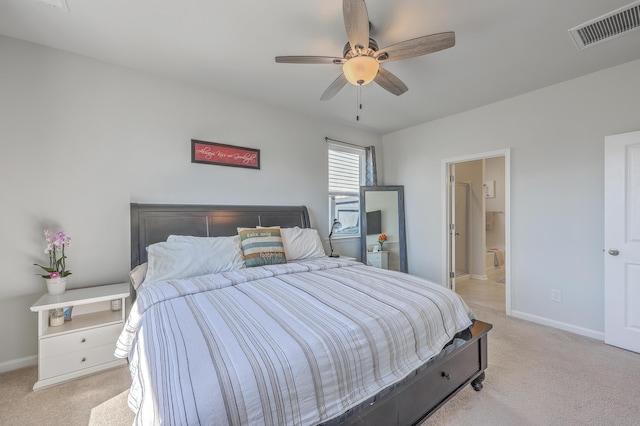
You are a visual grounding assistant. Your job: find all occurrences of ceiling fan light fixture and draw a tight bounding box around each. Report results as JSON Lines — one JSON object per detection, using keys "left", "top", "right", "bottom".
{"left": 342, "top": 56, "right": 379, "bottom": 86}
{"left": 275, "top": 1, "right": 455, "bottom": 100}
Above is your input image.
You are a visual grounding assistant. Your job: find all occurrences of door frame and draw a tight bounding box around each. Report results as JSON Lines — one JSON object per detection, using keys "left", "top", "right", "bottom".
{"left": 441, "top": 148, "right": 512, "bottom": 315}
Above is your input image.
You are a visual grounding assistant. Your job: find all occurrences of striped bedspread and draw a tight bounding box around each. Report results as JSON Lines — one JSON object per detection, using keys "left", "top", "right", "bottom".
{"left": 115, "top": 258, "right": 475, "bottom": 425}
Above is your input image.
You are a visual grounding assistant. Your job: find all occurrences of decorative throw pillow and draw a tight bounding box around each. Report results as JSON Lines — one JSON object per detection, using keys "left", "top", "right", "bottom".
{"left": 281, "top": 227, "right": 327, "bottom": 260}
{"left": 237, "top": 227, "right": 287, "bottom": 267}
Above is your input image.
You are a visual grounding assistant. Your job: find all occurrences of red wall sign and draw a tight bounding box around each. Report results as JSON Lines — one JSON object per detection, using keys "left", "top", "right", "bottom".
{"left": 191, "top": 140, "right": 260, "bottom": 169}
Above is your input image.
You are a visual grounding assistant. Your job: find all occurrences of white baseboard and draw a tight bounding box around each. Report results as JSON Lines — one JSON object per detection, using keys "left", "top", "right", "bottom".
{"left": 0, "top": 355, "right": 37, "bottom": 373}
{"left": 471, "top": 274, "right": 488, "bottom": 280}
{"left": 511, "top": 310, "right": 604, "bottom": 341}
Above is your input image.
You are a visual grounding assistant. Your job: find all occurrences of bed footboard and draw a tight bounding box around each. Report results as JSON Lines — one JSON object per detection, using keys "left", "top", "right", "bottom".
{"left": 341, "top": 320, "right": 492, "bottom": 426}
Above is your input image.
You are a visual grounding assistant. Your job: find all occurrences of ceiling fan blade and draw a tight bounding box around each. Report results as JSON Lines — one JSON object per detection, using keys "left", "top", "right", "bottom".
{"left": 374, "top": 67, "right": 408, "bottom": 96}
{"left": 275, "top": 56, "right": 345, "bottom": 65}
{"left": 343, "top": 0, "right": 370, "bottom": 53}
{"left": 321, "top": 74, "right": 348, "bottom": 101}
{"left": 376, "top": 32, "right": 455, "bottom": 62}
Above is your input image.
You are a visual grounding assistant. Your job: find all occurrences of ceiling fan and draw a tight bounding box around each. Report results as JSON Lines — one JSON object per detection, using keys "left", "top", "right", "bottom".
{"left": 275, "top": 0, "right": 455, "bottom": 101}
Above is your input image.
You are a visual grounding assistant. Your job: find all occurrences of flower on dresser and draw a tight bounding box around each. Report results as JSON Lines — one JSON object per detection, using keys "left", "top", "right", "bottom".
{"left": 378, "top": 233, "right": 387, "bottom": 249}
{"left": 34, "top": 230, "right": 72, "bottom": 278}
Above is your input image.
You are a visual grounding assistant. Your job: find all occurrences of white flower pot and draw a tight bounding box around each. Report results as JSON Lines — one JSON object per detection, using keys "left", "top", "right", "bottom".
{"left": 45, "top": 277, "right": 67, "bottom": 296}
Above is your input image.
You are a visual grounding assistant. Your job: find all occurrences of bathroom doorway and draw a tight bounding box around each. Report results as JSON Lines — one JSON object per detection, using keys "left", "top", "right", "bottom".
{"left": 442, "top": 149, "right": 511, "bottom": 315}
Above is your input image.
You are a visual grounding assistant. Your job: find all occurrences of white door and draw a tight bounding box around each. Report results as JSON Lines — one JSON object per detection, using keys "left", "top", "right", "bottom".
{"left": 448, "top": 164, "right": 456, "bottom": 290}
{"left": 604, "top": 131, "right": 640, "bottom": 353}
{"left": 455, "top": 183, "right": 470, "bottom": 275}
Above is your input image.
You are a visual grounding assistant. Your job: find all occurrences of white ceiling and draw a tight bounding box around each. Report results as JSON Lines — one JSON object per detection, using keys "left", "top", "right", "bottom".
{"left": 1, "top": 0, "right": 640, "bottom": 134}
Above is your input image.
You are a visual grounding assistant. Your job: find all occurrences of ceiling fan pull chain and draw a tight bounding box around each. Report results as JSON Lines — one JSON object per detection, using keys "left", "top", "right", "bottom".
{"left": 356, "top": 84, "right": 361, "bottom": 121}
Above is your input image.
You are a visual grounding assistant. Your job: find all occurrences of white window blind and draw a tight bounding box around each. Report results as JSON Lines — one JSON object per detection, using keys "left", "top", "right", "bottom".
{"left": 329, "top": 147, "right": 362, "bottom": 196}
{"left": 328, "top": 143, "right": 364, "bottom": 236}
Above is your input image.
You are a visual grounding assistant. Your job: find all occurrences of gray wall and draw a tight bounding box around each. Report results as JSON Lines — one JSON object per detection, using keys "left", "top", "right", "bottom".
{"left": 382, "top": 58, "right": 640, "bottom": 338}
{"left": 0, "top": 36, "right": 381, "bottom": 369}
{"left": 485, "top": 157, "right": 506, "bottom": 251}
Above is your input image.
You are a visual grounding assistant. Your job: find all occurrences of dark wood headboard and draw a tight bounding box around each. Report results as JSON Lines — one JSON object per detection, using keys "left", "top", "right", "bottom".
{"left": 130, "top": 203, "right": 311, "bottom": 268}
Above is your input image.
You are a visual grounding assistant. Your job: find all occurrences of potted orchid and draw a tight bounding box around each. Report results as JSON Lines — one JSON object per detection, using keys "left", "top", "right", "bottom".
{"left": 34, "top": 230, "right": 72, "bottom": 295}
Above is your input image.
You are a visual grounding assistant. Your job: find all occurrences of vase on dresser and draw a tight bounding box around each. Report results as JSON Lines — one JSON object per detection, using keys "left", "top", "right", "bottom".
{"left": 45, "top": 276, "right": 67, "bottom": 296}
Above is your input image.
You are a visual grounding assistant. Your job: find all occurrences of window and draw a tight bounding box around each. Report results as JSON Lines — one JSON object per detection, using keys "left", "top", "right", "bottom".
{"left": 328, "top": 143, "right": 365, "bottom": 236}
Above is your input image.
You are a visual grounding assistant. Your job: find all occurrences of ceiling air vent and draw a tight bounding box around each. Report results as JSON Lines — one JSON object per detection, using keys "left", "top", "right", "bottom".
{"left": 569, "top": 1, "right": 640, "bottom": 49}
{"left": 39, "top": 0, "right": 69, "bottom": 12}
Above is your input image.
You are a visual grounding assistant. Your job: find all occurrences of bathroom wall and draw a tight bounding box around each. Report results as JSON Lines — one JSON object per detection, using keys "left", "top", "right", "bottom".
{"left": 485, "top": 157, "right": 506, "bottom": 250}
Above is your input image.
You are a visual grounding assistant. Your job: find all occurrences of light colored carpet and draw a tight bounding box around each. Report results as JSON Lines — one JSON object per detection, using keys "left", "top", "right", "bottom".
{"left": 0, "top": 364, "right": 130, "bottom": 426}
{"left": 426, "top": 302, "right": 640, "bottom": 425}
{"left": 89, "top": 389, "right": 134, "bottom": 425}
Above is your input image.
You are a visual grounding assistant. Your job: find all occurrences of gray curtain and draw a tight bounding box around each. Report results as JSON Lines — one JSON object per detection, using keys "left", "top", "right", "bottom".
{"left": 365, "top": 146, "right": 378, "bottom": 186}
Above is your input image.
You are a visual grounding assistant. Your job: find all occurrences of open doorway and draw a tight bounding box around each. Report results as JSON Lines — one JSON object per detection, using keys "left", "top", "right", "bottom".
{"left": 442, "top": 149, "right": 511, "bottom": 315}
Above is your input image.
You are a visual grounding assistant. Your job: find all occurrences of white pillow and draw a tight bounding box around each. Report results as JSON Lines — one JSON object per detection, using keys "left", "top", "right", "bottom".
{"left": 145, "top": 235, "right": 244, "bottom": 283}
{"left": 129, "top": 262, "right": 148, "bottom": 290}
{"left": 281, "top": 227, "right": 327, "bottom": 260}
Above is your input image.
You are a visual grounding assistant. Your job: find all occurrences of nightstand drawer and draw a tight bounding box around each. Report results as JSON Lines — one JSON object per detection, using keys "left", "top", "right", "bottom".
{"left": 40, "top": 323, "right": 123, "bottom": 358}
{"left": 39, "top": 343, "right": 119, "bottom": 379}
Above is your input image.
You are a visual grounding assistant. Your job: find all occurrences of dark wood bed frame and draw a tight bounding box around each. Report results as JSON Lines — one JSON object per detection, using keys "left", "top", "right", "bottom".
{"left": 130, "top": 203, "right": 491, "bottom": 425}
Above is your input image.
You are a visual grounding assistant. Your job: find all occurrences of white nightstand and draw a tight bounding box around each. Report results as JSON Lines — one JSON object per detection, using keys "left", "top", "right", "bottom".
{"left": 30, "top": 282, "right": 130, "bottom": 390}
{"left": 367, "top": 251, "right": 389, "bottom": 269}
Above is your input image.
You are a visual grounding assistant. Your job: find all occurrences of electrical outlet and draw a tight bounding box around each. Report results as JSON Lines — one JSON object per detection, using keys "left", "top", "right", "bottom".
{"left": 551, "top": 289, "right": 562, "bottom": 302}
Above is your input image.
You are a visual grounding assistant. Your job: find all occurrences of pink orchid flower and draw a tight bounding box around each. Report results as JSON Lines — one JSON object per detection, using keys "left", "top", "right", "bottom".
{"left": 36, "top": 229, "right": 72, "bottom": 279}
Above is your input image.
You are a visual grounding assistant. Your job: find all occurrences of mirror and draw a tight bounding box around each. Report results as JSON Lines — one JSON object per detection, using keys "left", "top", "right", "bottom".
{"left": 360, "top": 186, "right": 407, "bottom": 272}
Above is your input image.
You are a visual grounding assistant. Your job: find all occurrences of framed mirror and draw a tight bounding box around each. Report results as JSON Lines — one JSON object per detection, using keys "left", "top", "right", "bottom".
{"left": 360, "top": 185, "right": 407, "bottom": 272}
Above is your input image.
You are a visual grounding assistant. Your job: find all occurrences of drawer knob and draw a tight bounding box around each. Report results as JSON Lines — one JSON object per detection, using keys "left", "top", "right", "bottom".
{"left": 441, "top": 372, "right": 451, "bottom": 380}
{"left": 81, "top": 357, "right": 86, "bottom": 362}
{"left": 81, "top": 338, "right": 86, "bottom": 343}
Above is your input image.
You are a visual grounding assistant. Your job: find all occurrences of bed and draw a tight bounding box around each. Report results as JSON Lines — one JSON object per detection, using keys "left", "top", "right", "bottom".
{"left": 117, "top": 203, "right": 491, "bottom": 425}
